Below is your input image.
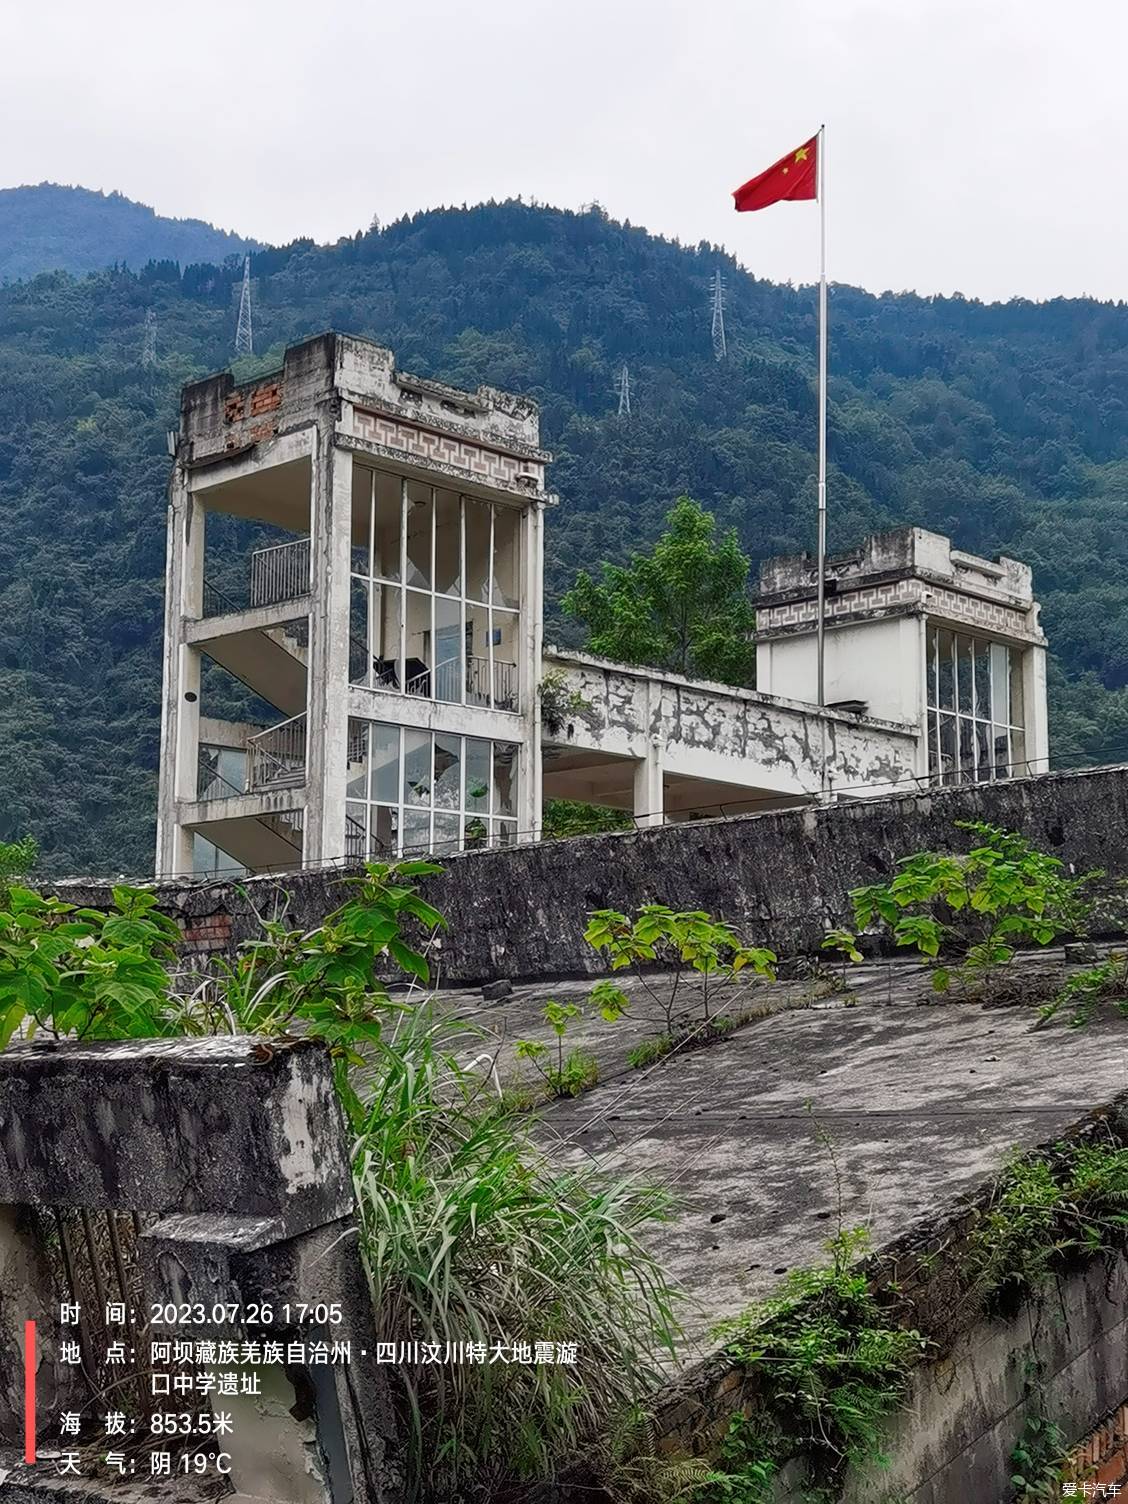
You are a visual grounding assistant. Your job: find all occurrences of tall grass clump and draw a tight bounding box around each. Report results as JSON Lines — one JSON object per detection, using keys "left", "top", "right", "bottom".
{"left": 352, "top": 1009, "right": 681, "bottom": 1502}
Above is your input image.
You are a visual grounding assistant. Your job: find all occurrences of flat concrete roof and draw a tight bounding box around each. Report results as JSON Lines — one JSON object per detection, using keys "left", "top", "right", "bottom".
{"left": 438, "top": 949, "right": 1128, "bottom": 1360}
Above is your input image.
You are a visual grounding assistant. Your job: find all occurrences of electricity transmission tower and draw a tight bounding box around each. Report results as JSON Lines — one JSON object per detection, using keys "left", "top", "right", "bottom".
{"left": 616, "top": 363, "right": 631, "bottom": 418}
{"left": 710, "top": 269, "right": 727, "bottom": 361}
{"left": 141, "top": 309, "right": 157, "bottom": 368}
{"left": 235, "top": 256, "right": 254, "bottom": 357}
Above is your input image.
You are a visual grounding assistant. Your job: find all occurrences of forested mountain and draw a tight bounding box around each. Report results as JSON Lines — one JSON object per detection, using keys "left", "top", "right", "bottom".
{"left": 2, "top": 196, "right": 1128, "bottom": 874}
{"left": 0, "top": 185, "right": 259, "bottom": 281}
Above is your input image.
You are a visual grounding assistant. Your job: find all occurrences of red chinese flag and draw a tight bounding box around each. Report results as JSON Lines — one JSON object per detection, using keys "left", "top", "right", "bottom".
{"left": 733, "top": 136, "right": 818, "bottom": 212}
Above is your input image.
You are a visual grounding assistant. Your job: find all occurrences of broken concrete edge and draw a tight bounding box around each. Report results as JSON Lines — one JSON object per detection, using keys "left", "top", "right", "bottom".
{"left": 0, "top": 1035, "right": 402, "bottom": 1504}
{"left": 35, "top": 761, "right": 1128, "bottom": 987}
{"left": 528, "top": 1089, "right": 1128, "bottom": 1499}
{"left": 0, "top": 1036, "right": 354, "bottom": 1229}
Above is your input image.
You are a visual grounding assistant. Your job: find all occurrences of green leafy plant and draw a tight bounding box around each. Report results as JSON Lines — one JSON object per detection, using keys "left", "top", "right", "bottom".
{"left": 1010, "top": 1409, "right": 1065, "bottom": 1500}
{"left": 1036, "top": 949, "right": 1128, "bottom": 1029}
{"left": 515, "top": 999, "right": 599, "bottom": 1097}
{"left": 1008, "top": 1360, "right": 1066, "bottom": 1500}
{"left": 1, "top": 863, "right": 681, "bottom": 1503}
{"left": 585, "top": 905, "right": 776, "bottom": 1061}
{"left": 587, "top": 1405, "right": 714, "bottom": 1502}
{"left": 822, "top": 928, "right": 863, "bottom": 965}
{"left": 847, "top": 821, "right": 1099, "bottom": 996}
{"left": 0, "top": 836, "right": 37, "bottom": 907}
{"left": 538, "top": 670, "right": 593, "bottom": 737}
{"left": 0, "top": 884, "right": 179, "bottom": 1045}
{"left": 705, "top": 1227, "right": 925, "bottom": 1501}
{"left": 821, "top": 927, "right": 864, "bottom": 990}
{"left": 167, "top": 860, "right": 444, "bottom": 1120}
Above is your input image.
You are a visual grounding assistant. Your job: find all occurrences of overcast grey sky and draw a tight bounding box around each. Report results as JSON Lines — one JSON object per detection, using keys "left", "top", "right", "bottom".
{"left": 3, "top": 0, "right": 1124, "bottom": 303}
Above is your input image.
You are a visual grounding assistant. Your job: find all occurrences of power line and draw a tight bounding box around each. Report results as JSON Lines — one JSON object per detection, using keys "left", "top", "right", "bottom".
{"left": 235, "top": 256, "right": 253, "bottom": 357}
{"left": 710, "top": 269, "right": 727, "bottom": 361}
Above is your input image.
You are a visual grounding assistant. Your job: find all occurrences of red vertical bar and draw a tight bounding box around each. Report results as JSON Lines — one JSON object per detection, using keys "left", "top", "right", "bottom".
{"left": 24, "top": 1318, "right": 35, "bottom": 1464}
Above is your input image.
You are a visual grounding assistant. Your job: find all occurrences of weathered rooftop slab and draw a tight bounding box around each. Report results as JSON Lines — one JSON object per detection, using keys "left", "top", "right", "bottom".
{"left": 441, "top": 952, "right": 1128, "bottom": 1355}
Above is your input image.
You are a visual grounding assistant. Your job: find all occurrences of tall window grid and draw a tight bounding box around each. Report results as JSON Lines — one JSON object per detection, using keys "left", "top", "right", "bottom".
{"left": 927, "top": 625, "right": 1025, "bottom": 785}
{"left": 350, "top": 467, "right": 521, "bottom": 713}
{"left": 345, "top": 720, "right": 519, "bottom": 858}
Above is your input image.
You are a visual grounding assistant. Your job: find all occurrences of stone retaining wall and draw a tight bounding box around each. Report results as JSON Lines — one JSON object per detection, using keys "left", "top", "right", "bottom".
{"left": 47, "top": 763, "right": 1128, "bottom": 985}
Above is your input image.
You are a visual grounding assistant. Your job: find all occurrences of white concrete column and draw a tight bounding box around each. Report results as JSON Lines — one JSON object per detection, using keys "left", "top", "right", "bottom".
{"left": 521, "top": 501, "right": 545, "bottom": 840}
{"left": 913, "top": 614, "right": 931, "bottom": 780}
{"left": 632, "top": 680, "right": 664, "bottom": 827}
{"left": 154, "top": 468, "right": 204, "bottom": 876}
{"left": 633, "top": 738, "right": 664, "bottom": 828}
{"left": 755, "top": 637, "right": 775, "bottom": 695}
{"left": 1023, "top": 642, "right": 1050, "bottom": 775}
{"left": 303, "top": 431, "right": 352, "bottom": 866}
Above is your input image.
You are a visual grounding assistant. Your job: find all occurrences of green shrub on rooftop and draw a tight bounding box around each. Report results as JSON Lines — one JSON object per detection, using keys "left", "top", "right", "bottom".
{"left": 827, "top": 821, "right": 1100, "bottom": 997}
{"left": 585, "top": 904, "right": 776, "bottom": 1060}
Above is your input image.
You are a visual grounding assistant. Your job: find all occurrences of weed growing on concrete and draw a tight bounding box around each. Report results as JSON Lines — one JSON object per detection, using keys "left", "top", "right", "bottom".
{"left": 702, "top": 1227, "right": 925, "bottom": 1502}
{"left": 626, "top": 1014, "right": 741, "bottom": 1071}
{"left": 835, "top": 821, "right": 1099, "bottom": 997}
{"left": 353, "top": 1008, "right": 680, "bottom": 1502}
{"left": 1, "top": 864, "right": 680, "bottom": 1504}
{"left": 627, "top": 1033, "right": 677, "bottom": 1069}
{"left": 590, "top": 1405, "right": 715, "bottom": 1502}
{"left": 515, "top": 999, "right": 600, "bottom": 1097}
{"left": 1036, "top": 950, "right": 1128, "bottom": 1029}
{"left": 586, "top": 904, "right": 776, "bottom": 1051}
{"left": 0, "top": 860, "right": 446, "bottom": 1106}
{"left": 967, "top": 1136, "right": 1128, "bottom": 1308}
{"left": 1007, "top": 1360, "right": 1067, "bottom": 1500}
{"left": 537, "top": 668, "right": 593, "bottom": 737}
{"left": 820, "top": 927, "right": 863, "bottom": 988}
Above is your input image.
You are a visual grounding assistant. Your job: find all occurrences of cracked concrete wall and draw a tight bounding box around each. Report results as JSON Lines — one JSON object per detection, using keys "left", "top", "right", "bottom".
{"left": 644, "top": 1096, "right": 1128, "bottom": 1504}
{"left": 543, "top": 649, "right": 919, "bottom": 798}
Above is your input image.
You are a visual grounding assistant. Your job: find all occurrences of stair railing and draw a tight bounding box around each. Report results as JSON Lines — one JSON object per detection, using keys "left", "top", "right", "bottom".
{"left": 250, "top": 537, "right": 311, "bottom": 608}
{"left": 247, "top": 714, "right": 307, "bottom": 792}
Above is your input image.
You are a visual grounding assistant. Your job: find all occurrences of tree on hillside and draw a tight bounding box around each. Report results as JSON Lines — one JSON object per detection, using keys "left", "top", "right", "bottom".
{"left": 562, "top": 497, "right": 757, "bottom": 686}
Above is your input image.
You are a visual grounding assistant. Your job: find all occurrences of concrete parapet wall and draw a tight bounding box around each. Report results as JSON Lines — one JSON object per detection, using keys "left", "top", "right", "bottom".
{"left": 648, "top": 1095, "right": 1128, "bottom": 1503}
{"left": 543, "top": 648, "right": 919, "bottom": 797}
{"left": 51, "top": 762, "right": 1128, "bottom": 986}
{"left": 0, "top": 1038, "right": 400, "bottom": 1504}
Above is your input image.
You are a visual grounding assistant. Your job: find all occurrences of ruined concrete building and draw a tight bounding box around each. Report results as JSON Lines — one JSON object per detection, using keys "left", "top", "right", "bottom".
{"left": 156, "top": 333, "right": 1050, "bottom": 876}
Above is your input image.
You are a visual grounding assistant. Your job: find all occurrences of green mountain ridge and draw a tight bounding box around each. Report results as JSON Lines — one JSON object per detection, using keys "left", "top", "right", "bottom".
{"left": 0, "top": 183, "right": 260, "bottom": 282}
{"left": 1, "top": 195, "right": 1127, "bottom": 874}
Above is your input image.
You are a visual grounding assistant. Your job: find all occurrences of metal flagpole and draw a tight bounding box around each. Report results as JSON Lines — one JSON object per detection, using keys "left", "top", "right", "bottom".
{"left": 816, "top": 122, "right": 829, "bottom": 793}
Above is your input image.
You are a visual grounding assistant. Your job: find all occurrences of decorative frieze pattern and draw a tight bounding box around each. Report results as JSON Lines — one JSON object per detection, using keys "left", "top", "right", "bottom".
{"left": 759, "top": 578, "right": 1037, "bottom": 641}
{"left": 351, "top": 408, "right": 544, "bottom": 491}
